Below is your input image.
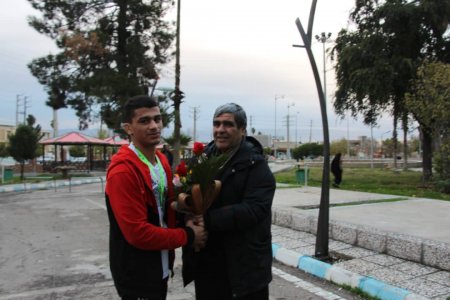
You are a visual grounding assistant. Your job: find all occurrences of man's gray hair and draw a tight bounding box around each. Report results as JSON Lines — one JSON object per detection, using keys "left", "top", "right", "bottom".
{"left": 213, "top": 103, "right": 247, "bottom": 129}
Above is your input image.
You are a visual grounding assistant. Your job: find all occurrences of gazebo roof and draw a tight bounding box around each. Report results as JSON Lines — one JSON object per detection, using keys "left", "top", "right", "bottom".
{"left": 39, "top": 131, "right": 110, "bottom": 145}
{"left": 103, "top": 135, "right": 130, "bottom": 146}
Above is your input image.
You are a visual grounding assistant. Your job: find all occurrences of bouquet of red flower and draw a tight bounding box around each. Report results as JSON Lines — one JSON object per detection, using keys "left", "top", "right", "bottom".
{"left": 171, "top": 142, "right": 228, "bottom": 215}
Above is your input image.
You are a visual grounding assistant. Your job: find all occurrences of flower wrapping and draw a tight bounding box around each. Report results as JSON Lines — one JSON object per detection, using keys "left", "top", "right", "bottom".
{"left": 172, "top": 142, "right": 228, "bottom": 215}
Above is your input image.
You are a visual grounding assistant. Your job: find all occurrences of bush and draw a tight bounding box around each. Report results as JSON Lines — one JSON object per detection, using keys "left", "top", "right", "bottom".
{"left": 435, "top": 179, "right": 450, "bottom": 194}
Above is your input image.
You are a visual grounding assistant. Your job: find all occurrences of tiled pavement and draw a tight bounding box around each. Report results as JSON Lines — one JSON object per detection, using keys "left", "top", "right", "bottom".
{"left": 272, "top": 225, "right": 450, "bottom": 299}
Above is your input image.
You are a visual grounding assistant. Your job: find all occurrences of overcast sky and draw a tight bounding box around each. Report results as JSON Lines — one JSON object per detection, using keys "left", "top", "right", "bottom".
{"left": 0, "top": 0, "right": 407, "bottom": 143}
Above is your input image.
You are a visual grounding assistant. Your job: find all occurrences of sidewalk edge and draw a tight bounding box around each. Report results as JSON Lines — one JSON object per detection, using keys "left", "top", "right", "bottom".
{"left": 272, "top": 243, "right": 430, "bottom": 300}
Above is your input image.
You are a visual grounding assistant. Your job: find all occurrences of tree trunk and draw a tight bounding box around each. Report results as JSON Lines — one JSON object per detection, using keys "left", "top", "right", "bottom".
{"left": 171, "top": 0, "right": 183, "bottom": 170}
{"left": 402, "top": 113, "right": 408, "bottom": 170}
{"left": 421, "top": 127, "right": 433, "bottom": 182}
{"left": 393, "top": 117, "right": 398, "bottom": 169}
{"left": 20, "top": 162, "right": 25, "bottom": 180}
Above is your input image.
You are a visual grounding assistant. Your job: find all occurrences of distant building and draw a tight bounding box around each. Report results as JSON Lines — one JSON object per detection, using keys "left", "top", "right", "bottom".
{"left": 0, "top": 125, "right": 15, "bottom": 143}
{"left": 253, "top": 134, "right": 271, "bottom": 148}
{"left": 0, "top": 124, "right": 51, "bottom": 144}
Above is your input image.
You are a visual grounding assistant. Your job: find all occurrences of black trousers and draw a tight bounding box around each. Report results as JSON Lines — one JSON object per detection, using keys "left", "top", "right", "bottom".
{"left": 121, "top": 278, "right": 168, "bottom": 300}
{"left": 194, "top": 270, "right": 269, "bottom": 300}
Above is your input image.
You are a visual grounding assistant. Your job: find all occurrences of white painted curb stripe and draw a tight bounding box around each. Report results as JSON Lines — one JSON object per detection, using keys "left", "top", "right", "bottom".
{"left": 272, "top": 243, "right": 428, "bottom": 300}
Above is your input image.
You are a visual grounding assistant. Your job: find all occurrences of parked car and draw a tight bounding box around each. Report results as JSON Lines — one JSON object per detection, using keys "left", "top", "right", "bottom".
{"left": 36, "top": 155, "right": 55, "bottom": 164}
{"left": 70, "top": 157, "right": 87, "bottom": 163}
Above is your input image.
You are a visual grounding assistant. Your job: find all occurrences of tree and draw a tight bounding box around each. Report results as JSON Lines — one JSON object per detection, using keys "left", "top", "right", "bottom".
{"left": 0, "top": 143, "right": 8, "bottom": 157}
{"left": 330, "top": 138, "right": 348, "bottom": 156}
{"left": 27, "top": 0, "right": 175, "bottom": 130}
{"left": 406, "top": 61, "right": 450, "bottom": 180}
{"left": 163, "top": 133, "right": 192, "bottom": 148}
{"left": 332, "top": 0, "right": 450, "bottom": 175}
{"left": 292, "top": 143, "right": 323, "bottom": 160}
{"left": 7, "top": 116, "right": 43, "bottom": 179}
{"left": 69, "top": 145, "right": 86, "bottom": 158}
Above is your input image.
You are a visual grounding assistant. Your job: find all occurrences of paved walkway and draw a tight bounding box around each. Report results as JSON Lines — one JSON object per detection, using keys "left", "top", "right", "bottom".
{"left": 272, "top": 186, "right": 450, "bottom": 299}
{"left": 1, "top": 168, "right": 449, "bottom": 299}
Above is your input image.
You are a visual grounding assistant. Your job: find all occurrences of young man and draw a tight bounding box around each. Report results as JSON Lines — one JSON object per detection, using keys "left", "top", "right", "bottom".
{"left": 105, "top": 95, "right": 206, "bottom": 300}
{"left": 182, "top": 103, "right": 276, "bottom": 300}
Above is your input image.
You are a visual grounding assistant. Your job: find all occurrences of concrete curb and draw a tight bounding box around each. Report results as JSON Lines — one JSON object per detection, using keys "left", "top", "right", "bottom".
{"left": 272, "top": 243, "right": 429, "bottom": 300}
{"left": 0, "top": 177, "right": 106, "bottom": 193}
{"left": 273, "top": 207, "right": 450, "bottom": 271}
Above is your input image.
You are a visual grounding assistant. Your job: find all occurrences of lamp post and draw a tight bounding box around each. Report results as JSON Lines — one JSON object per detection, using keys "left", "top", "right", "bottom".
{"left": 296, "top": 111, "right": 299, "bottom": 145}
{"left": 274, "top": 95, "right": 284, "bottom": 158}
{"left": 293, "top": 1, "right": 332, "bottom": 260}
{"left": 315, "top": 32, "right": 332, "bottom": 105}
{"left": 287, "top": 102, "right": 295, "bottom": 159}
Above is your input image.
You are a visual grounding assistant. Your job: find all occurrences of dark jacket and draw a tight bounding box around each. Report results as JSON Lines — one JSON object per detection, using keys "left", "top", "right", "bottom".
{"left": 106, "top": 145, "right": 194, "bottom": 298}
{"left": 183, "top": 136, "right": 276, "bottom": 298}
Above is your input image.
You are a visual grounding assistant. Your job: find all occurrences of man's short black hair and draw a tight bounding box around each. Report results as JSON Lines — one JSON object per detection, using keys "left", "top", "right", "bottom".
{"left": 123, "top": 95, "right": 159, "bottom": 123}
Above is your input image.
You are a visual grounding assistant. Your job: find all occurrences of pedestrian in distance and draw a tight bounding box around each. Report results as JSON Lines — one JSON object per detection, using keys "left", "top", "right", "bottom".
{"left": 182, "top": 103, "right": 276, "bottom": 300}
{"left": 331, "top": 152, "right": 343, "bottom": 188}
{"left": 105, "top": 95, "right": 207, "bottom": 300}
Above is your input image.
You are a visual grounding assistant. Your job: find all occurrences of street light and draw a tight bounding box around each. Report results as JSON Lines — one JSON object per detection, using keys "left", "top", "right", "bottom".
{"left": 287, "top": 102, "right": 295, "bottom": 159}
{"left": 274, "top": 95, "right": 284, "bottom": 158}
{"left": 315, "top": 32, "right": 332, "bottom": 104}
{"left": 296, "top": 111, "right": 300, "bottom": 145}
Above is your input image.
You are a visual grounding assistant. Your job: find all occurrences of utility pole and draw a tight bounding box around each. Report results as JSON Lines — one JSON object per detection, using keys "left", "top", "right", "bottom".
{"left": 16, "top": 94, "right": 23, "bottom": 126}
{"left": 274, "top": 95, "right": 284, "bottom": 158}
{"left": 287, "top": 102, "right": 295, "bottom": 159}
{"left": 23, "top": 96, "right": 31, "bottom": 124}
{"left": 190, "top": 106, "right": 199, "bottom": 141}
{"left": 309, "top": 120, "right": 313, "bottom": 143}
{"left": 296, "top": 111, "right": 299, "bottom": 145}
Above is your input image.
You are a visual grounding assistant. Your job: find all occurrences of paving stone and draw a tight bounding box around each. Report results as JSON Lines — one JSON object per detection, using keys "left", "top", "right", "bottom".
{"left": 328, "top": 240, "right": 352, "bottom": 251}
{"left": 366, "top": 267, "right": 413, "bottom": 285}
{"left": 335, "top": 247, "right": 377, "bottom": 259}
{"left": 334, "top": 259, "right": 382, "bottom": 276}
{"left": 273, "top": 208, "right": 292, "bottom": 228}
{"left": 291, "top": 213, "right": 314, "bottom": 233}
{"left": 272, "top": 236, "right": 291, "bottom": 243}
{"left": 330, "top": 222, "right": 358, "bottom": 245}
{"left": 422, "top": 271, "right": 450, "bottom": 287}
{"left": 386, "top": 234, "right": 422, "bottom": 263}
{"left": 362, "top": 254, "right": 405, "bottom": 267}
{"left": 394, "top": 261, "right": 439, "bottom": 277}
{"left": 401, "top": 277, "right": 450, "bottom": 298}
{"left": 282, "top": 230, "right": 315, "bottom": 240}
{"left": 357, "top": 226, "right": 387, "bottom": 253}
{"left": 423, "top": 240, "right": 450, "bottom": 271}
{"left": 293, "top": 245, "right": 315, "bottom": 256}
{"left": 278, "top": 239, "right": 309, "bottom": 250}
{"left": 431, "top": 295, "right": 450, "bottom": 300}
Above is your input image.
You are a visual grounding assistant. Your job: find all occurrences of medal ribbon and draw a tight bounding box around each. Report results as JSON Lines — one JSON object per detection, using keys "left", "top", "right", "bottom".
{"left": 134, "top": 147, "right": 166, "bottom": 208}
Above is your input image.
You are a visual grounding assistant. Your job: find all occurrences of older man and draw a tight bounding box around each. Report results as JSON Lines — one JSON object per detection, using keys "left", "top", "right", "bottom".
{"left": 183, "top": 103, "right": 276, "bottom": 300}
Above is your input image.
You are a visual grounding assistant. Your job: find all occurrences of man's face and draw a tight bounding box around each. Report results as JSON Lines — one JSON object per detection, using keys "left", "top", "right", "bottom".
{"left": 213, "top": 113, "right": 245, "bottom": 152}
{"left": 124, "top": 106, "right": 162, "bottom": 149}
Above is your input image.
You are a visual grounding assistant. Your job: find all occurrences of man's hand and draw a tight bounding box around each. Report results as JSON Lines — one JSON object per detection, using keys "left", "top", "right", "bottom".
{"left": 186, "top": 218, "right": 207, "bottom": 249}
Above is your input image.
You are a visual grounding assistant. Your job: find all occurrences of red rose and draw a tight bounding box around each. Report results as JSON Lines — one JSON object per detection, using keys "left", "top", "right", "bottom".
{"left": 193, "top": 142, "right": 204, "bottom": 156}
{"left": 176, "top": 160, "right": 188, "bottom": 177}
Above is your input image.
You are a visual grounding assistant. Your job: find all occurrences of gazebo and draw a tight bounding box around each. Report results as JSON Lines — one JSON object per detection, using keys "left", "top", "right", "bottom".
{"left": 39, "top": 131, "right": 111, "bottom": 172}
{"left": 103, "top": 135, "right": 130, "bottom": 146}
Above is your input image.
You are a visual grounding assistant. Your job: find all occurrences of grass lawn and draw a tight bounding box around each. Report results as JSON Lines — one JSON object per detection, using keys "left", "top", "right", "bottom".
{"left": 1, "top": 173, "right": 94, "bottom": 185}
{"left": 274, "top": 167, "right": 450, "bottom": 201}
